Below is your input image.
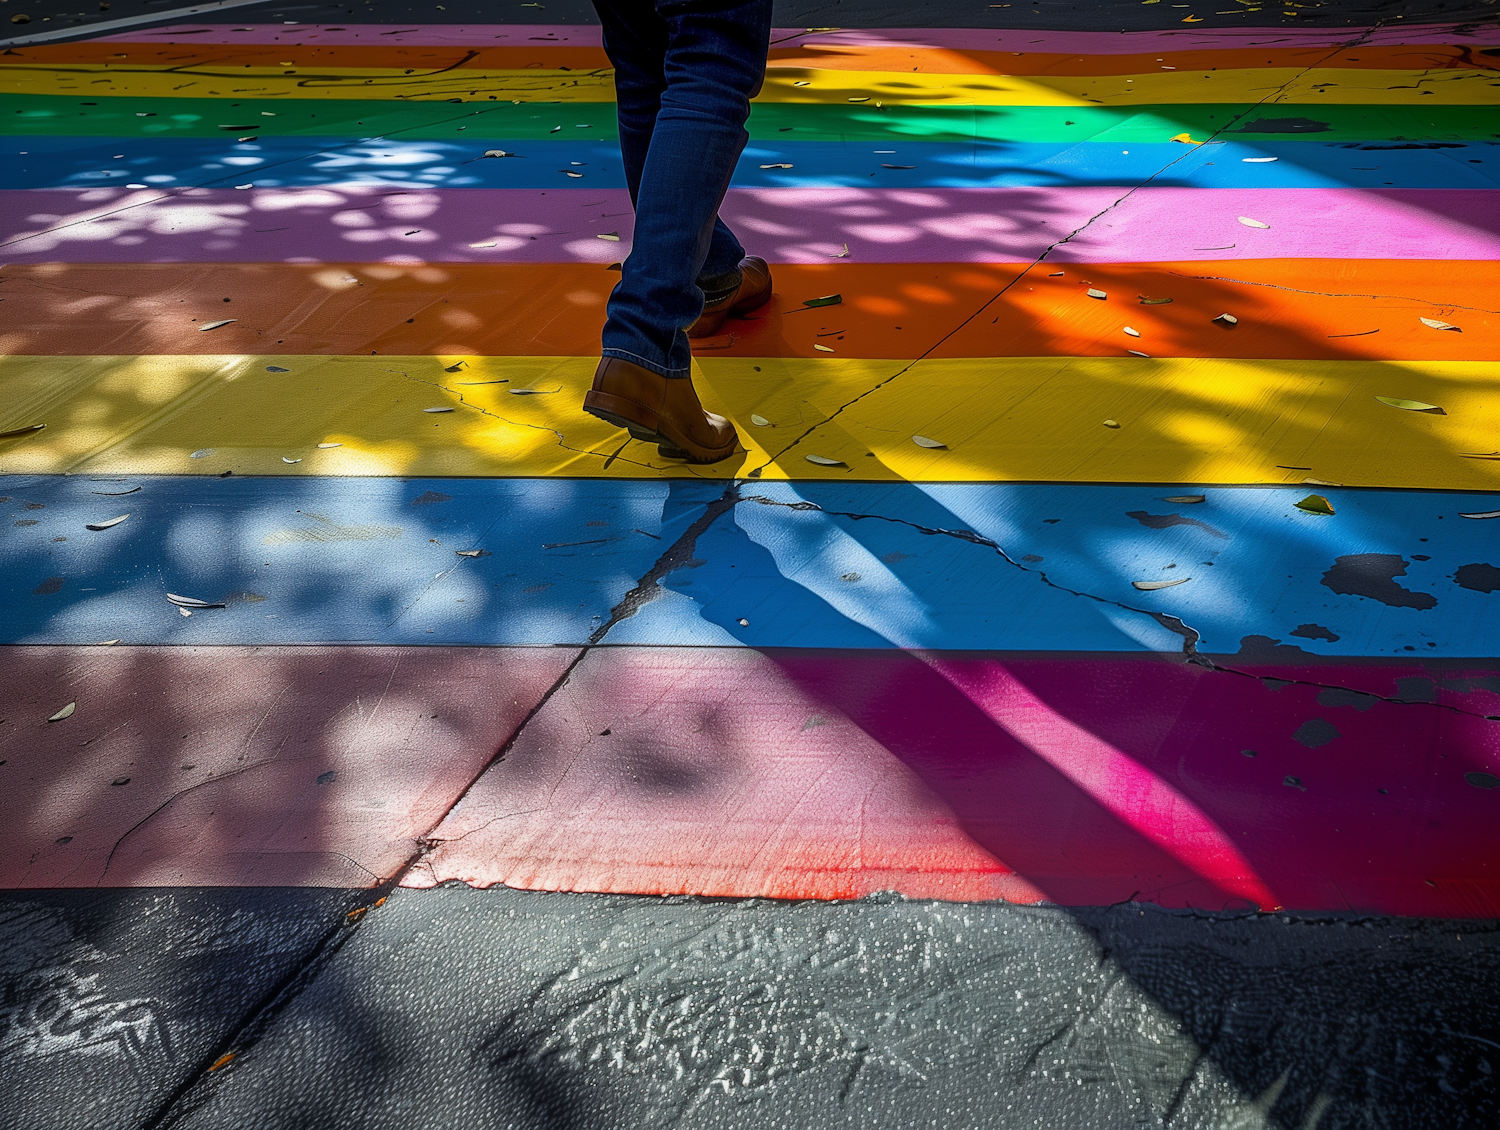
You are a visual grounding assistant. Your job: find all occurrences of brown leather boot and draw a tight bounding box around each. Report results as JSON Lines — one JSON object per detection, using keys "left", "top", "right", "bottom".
{"left": 583, "top": 357, "right": 740, "bottom": 464}
{"left": 687, "top": 256, "right": 773, "bottom": 339}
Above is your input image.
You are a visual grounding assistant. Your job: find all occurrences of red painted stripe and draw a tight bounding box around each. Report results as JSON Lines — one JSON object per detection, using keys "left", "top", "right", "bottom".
{"left": 421, "top": 648, "right": 1500, "bottom": 917}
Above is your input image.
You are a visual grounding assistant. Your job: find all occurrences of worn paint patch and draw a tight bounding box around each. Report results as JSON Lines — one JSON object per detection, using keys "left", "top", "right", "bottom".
{"left": 1321, "top": 554, "right": 1438, "bottom": 610}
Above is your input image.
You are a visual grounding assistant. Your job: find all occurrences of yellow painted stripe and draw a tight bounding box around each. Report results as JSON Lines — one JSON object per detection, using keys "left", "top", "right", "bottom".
{"left": 2, "top": 355, "right": 1498, "bottom": 490}
{"left": 1, "top": 64, "right": 1494, "bottom": 105}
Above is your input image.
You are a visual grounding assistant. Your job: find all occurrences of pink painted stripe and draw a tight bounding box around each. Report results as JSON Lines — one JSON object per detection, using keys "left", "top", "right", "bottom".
{"left": 0, "top": 646, "right": 576, "bottom": 889}
{"left": 90, "top": 22, "right": 1500, "bottom": 51}
{"left": 4, "top": 186, "right": 1495, "bottom": 265}
{"left": 420, "top": 648, "right": 1500, "bottom": 917}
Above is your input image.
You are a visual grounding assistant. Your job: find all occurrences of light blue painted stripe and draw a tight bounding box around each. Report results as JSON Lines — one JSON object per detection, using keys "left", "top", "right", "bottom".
{"left": 5, "top": 136, "right": 1496, "bottom": 190}
{"left": 6, "top": 476, "right": 1500, "bottom": 655}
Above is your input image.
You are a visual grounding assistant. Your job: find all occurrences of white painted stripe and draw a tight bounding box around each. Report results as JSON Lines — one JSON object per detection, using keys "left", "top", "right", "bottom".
{"left": 0, "top": 0, "right": 276, "bottom": 48}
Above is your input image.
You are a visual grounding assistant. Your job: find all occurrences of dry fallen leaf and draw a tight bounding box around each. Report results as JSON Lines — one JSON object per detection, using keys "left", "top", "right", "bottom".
{"left": 282, "top": 456, "right": 302, "bottom": 464}
{"left": 1295, "top": 494, "right": 1336, "bottom": 516}
{"left": 1087, "top": 288, "right": 1107, "bottom": 300}
{"left": 1162, "top": 495, "right": 1206, "bottom": 504}
{"left": 85, "top": 514, "right": 130, "bottom": 531}
{"left": 760, "top": 163, "right": 794, "bottom": 169}
{"left": 423, "top": 406, "right": 456, "bottom": 413}
{"left": 317, "top": 442, "right": 343, "bottom": 449}
{"left": 1213, "top": 313, "right": 1239, "bottom": 326}
{"left": 832, "top": 243, "right": 849, "bottom": 258}
{"left": 1133, "top": 577, "right": 1191, "bottom": 590}
{"left": 848, "top": 96, "right": 870, "bottom": 102}
{"left": 1303, "top": 477, "right": 1342, "bottom": 487}
{"left": 806, "top": 454, "right": 845, "bottom": 466}
{"left": 1103, "top": 419, "right": 1121, "bottom": 428}
{"left": 0, "top": 423, "right": 45, "bottom": 439}
{"left": 1420, "top": 317, "right": 1460, "bottom": 332}
{"left": 443, "top": 362, "right": 467, "bottom": 372}
{"left": 1139, "top": 297, "right": 1172, "bottom": 305}
{"left": 482, "top": 149, "right": 509, "bottom": 157}
{"left": 469, "top": 241, "right": 498, "bottom": 249}
{"left": 189, "top": 448, "right": 215, "bottom": 459}
{"left": 792, "top": 80, "right": 811, "bottom": 86}
{"left": 456, "top": 549, "right": 491, "bottom": 557}
{"left": 803, "top": 294, "right": 842, "bottom": 307}
{"left": 1242, "top": 156, "right": 1278, "bottom": 163}
{"left": 1375, "top": 395, "right": 1444, "bottom": 414}
{"left": 166, "top": 592, "right": 225, "bottom": 609}
{"left": 265, "top": 365, "right": 291, "bottom": 372}
{"left": 1170, "top": 132, "right": 1202, "bottom": 144}
{"left": 1237, "top": 217, "right": 1270, "bottom": 228}
{"left": 1123, "top": 326, "right": 1140, "bottom": 337}
{"left": 1127, "top": 350, "right": 1150, "bottom": 357}
{"left": 198, "top": 319, "right": 236, "bottom": 331}
{"left": 597, "top": 231, "right": 621, "bottom": 240}
{"left": 1459, "top": 509, "right": 1500, "bottom": 519}
{"left": 750, "top": 414, "right": 772, "bottom": 427}
{"left": 47, "top": 702, "right": 76, "bottom": 722}
{"left": 510, "top": 387, "right": 561, "bottom": 395}
{"left": 912, "top": 434, "right": 946, "bottom": 448}
{"left": 564, "top": 171, "right": 584, "bottom": 178}
{"left": 814, "top": 344, "right": 836, "bottom": 352}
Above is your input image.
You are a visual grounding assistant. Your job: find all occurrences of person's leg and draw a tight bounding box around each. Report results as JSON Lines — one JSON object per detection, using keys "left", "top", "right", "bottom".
{"left": 593, "top": 0, "right": 665, "bottom": 208}
{"left": 598, "top": 0, "right": 772, "bottom": 378}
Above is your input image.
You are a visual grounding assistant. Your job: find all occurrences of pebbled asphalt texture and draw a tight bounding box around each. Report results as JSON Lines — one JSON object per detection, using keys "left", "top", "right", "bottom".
{"left": 0, "top": 888, "right": 358, "bottom": 1130}
{"left": 33, "top": 885, "right": 1483, "bottom": 1130}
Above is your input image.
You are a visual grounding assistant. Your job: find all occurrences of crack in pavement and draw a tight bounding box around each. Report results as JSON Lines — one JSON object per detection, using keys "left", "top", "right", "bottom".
{"left": 742, "top": 492, "right": 1500, "bottom": 722}
{"left": 1172, "top": 272, "right": 1500, "bottom": 315}
{"left": 393, "top": 367, "right": 674, "bottom": 473}
{"left": 138, "top": 483, "right": 743, "bottom": 1129}
{"left": 741, "top": 492, "right": 1205, "bottom": 656}
{"left": 747, "top": 21, "right": 1399, "bottom": 477}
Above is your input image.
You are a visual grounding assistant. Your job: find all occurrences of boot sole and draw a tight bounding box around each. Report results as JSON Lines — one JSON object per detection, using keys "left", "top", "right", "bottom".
{"left": 582, "top": 396, "right": 738, "bottom": 465}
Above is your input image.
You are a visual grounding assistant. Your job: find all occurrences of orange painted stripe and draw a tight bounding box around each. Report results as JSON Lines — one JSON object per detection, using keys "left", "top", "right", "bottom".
{"left": 1, "top": 260, "right": 1492, "bottom": 361}
{"left": 6, "top": 41, "right": 1484, "bottom": 78}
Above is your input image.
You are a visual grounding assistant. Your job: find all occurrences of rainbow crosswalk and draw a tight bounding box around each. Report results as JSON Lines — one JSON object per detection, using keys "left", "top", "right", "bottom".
{"left": 2, "top": 13, "right": 1498, "bottom": 918}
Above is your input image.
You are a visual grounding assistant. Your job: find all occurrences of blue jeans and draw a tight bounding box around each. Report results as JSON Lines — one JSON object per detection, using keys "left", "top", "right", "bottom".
{"left": 592, "top": 0, "right": 772, "bottom": 378}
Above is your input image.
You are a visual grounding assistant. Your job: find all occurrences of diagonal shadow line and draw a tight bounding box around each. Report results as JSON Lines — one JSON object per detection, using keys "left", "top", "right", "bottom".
{"left": 746, "top": 17, "right": 1400, "bottom": 478}
{"left": 134, "top": 480, "right": 742, "bottom": 1130}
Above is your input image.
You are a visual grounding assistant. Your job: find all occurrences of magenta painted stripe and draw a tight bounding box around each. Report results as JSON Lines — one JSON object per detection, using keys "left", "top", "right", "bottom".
{"left": 4, "top": 186, "right": 1496, "bottom": 265}
{"left": 92, "top": 23, "right": 609, "bottom": 46}
{"left": 90, "top": 21, "right": 1500, "bottom": 50}
{"left": 421, "top": 648, "right": 1500, "bottom": 917}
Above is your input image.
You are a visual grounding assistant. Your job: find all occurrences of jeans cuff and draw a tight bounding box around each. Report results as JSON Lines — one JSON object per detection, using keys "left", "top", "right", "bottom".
{"left": 698, "top": 268, "right": 743, "bottom": 308}
{"left": 602, "top": 347, "right": 691, "bottom": 380}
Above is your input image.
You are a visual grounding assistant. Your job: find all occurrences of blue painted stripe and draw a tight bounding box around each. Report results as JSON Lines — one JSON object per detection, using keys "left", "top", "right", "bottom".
{"left": 7, "top": 476, "right": 1500, "bottom": 656}
{"left": 5, "top": 136, "right": 1496, "bottom": 190}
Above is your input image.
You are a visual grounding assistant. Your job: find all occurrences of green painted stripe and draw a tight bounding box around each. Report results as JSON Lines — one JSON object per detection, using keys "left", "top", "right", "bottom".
{"left": 4, "top": 94, "right": 1500, "bottom": 143}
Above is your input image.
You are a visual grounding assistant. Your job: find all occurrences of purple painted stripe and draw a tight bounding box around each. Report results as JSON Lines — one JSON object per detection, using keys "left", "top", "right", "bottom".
{"left": 90, "top": 22, "right": 1500, "bottom": 51}
{"left": 3, "top": 186, "right": 1495, "bottom": 265}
